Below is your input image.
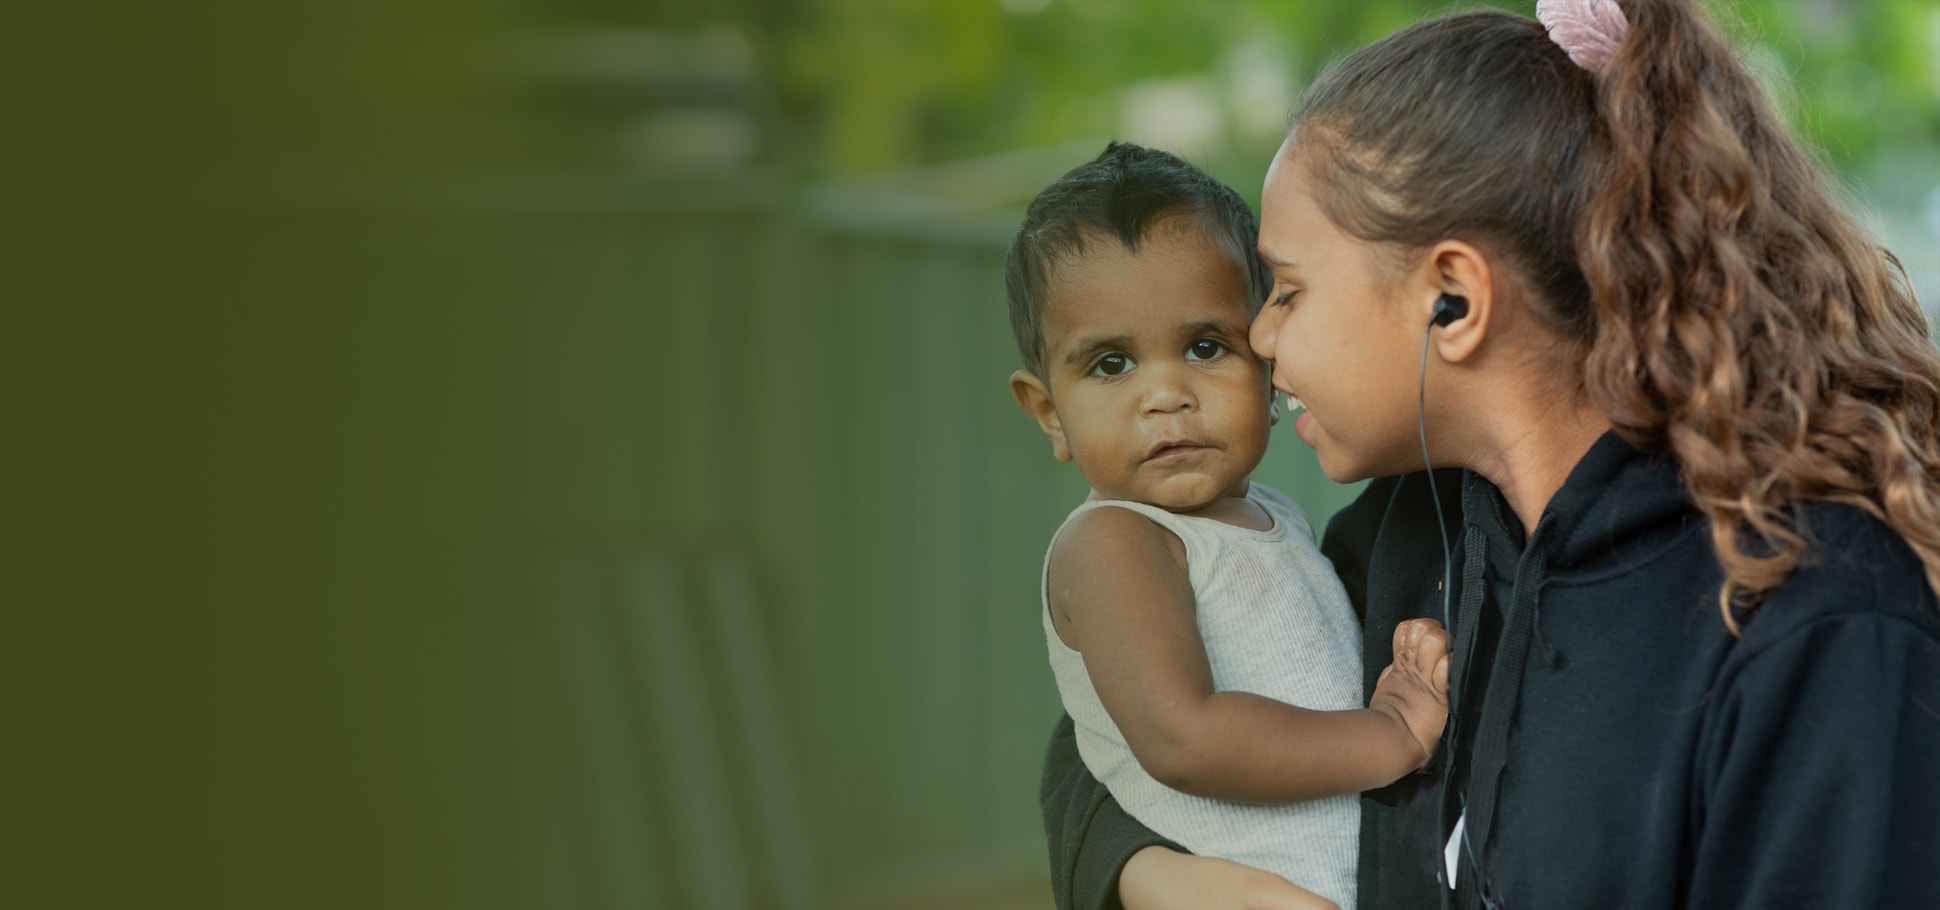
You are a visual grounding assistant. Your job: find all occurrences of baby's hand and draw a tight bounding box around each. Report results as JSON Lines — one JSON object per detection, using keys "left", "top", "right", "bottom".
{"left": 1370, "top": 618, "right": 1450, "bottom": 769}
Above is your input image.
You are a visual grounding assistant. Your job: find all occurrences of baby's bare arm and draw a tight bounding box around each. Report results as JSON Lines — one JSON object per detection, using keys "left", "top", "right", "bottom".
{"left": 1052, "top": 509, "right": 1450, "bottom": 802}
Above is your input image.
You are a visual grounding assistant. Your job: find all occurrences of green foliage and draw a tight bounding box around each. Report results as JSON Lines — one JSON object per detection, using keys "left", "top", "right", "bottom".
{"left": 1750, "top": 0, "right": 1940, "bottom": 169}
{"left": 723, "top": 0, "right": 1940, "bottom": 179}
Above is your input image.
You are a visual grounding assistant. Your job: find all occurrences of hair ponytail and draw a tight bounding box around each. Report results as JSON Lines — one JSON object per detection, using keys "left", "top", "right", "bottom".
{"left": 1293, "top": 0, "right": 1940, "bottom": 631}
{"left": 1580, "top": 0, "right": 1940, "bottom": 628}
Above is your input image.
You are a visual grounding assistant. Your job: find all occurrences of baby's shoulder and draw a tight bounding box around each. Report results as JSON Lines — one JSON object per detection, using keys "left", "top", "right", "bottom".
{"left": 1050, "top": 502, "right": 1189, "bottom": 577}
{"left": 1044, "top": 503, "right": 1195, "bottom": 627}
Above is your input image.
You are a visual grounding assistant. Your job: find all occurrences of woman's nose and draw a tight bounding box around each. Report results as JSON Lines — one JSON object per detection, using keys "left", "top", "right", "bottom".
{"left": 1250, "top": 303, "right": 1283, "bottom": 360}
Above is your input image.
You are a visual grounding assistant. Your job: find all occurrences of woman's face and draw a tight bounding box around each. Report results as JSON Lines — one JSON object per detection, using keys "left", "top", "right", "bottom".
{"left": 1250, "top": 148, "right": 1437, "bottom": 482}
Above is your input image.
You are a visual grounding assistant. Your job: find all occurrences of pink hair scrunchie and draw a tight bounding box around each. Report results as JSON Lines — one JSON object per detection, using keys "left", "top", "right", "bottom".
{"left": 1536, "top": 0, "right": 1629, "bottom": 74}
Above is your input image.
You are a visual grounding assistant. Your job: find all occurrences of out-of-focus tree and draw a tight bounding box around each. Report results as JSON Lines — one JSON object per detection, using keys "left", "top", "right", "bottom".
{"left": 1746, "top": 0, "right": 1940, "bottom": 170}
{"left": 617, "top": 0, "right": 1936, "bottom": 182}
{"left": 764, "top": 0, "right": 1452, "bottom": 177}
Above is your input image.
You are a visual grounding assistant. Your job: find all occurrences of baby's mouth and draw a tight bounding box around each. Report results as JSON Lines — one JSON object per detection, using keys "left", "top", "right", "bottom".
{"left": 1147, "top": 440, "right": 1210, "bottom": 462}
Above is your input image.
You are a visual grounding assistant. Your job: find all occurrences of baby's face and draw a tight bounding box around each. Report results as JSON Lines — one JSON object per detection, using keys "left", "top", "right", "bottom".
{"left": 1036, "top": 228, "right": 1271, "bottom": 513}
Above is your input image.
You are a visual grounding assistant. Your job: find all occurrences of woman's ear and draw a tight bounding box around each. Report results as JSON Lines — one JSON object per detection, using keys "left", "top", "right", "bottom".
{"left": 1422, "top": 240, "right": 1494, "bottom": 365}
{"left": 1010, "top": 369, "right": 1072, "bottom": 462}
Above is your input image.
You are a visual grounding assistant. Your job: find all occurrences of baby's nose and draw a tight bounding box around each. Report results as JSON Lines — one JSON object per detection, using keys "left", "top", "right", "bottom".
{"left": 1139, "top": 368, "right": 1197, "bottom": 414}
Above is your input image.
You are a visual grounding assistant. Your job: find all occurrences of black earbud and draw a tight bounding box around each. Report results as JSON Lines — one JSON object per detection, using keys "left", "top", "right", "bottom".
{"left": 1431, "top": 293, "right": 1469, "bottom": 328}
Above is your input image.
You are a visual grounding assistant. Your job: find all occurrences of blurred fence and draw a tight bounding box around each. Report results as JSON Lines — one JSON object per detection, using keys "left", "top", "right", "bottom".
{"left": 442, "top": 145, "right": 1363, "bottom": 908}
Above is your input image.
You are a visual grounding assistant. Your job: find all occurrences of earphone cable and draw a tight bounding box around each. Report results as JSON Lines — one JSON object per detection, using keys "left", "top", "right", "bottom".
{"left": 1420, "top": 318, "right": 1453, "bottom": 628}
{"left": 1422, "top": 314, "right": 1490, "bottom": 901}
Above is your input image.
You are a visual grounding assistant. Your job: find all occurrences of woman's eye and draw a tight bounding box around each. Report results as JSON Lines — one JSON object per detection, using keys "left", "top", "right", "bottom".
{"left": 1269, "top": 287, "right": 1298, "bottom": 308}
{"left": 1186, "top": 340, "right": 1227, "bottom": 361}
{"left": 1091, "top": 353, "right": 1134, "bottom": 377}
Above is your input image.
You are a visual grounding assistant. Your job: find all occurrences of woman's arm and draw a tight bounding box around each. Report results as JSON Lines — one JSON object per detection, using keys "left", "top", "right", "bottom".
{"left": 1040, "top": 712, "right": 1176, "bottom": 910}
{"left": 1121, "top": 847, "right": 1342, "bottom": 910}
{"left": 1041, "top": 715, "right": 1342, "bottom": 910}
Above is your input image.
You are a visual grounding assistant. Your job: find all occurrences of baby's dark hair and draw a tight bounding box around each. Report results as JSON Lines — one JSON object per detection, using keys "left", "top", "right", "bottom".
{"left": 1004, "top": 141, "right": 1270, "bottom": 376}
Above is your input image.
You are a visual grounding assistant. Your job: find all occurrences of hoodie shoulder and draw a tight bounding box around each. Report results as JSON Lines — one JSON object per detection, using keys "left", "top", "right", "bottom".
{"left": 1738, "top": 501, "right": 1940, "bottom": 647}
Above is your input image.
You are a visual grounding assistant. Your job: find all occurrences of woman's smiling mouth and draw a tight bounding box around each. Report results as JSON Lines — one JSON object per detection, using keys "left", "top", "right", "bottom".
{"left": 1275, "top": 384, "right": 1306, "bottom": 413}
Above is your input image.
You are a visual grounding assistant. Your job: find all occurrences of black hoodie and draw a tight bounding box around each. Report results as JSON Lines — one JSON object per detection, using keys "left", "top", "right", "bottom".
{"left": 1042, "top": 432, "right": 1940, "bottom": 909}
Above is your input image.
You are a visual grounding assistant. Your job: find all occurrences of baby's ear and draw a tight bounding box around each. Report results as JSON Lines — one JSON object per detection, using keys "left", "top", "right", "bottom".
{"left": 1010, "top": 370, "right": 1071, "bottom": 463}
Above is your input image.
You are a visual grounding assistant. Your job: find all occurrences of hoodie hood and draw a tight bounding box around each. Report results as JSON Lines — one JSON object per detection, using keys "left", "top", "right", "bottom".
{"left": 1463, "top": 429, "right": 1703, "bottom": 579}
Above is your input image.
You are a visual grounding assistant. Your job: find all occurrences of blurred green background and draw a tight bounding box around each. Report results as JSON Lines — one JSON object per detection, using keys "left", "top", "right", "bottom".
{"left": 17, "top": 1, "right": 1936, "bottom": 908}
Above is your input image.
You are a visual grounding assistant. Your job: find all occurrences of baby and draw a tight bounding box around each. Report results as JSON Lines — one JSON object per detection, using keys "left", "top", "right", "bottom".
{"left": 1005, "top": 142, "right": 1448, "bottom": 907}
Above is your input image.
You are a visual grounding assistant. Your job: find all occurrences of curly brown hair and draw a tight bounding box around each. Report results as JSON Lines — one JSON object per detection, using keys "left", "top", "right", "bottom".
{"left": 1292, "top": 0, "right": 1940, "bottom": 630}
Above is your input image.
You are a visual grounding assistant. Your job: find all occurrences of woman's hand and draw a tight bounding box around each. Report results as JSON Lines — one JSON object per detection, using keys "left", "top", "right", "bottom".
{"left": 1119, "top": 846, "right": 1340, "bottom": 910}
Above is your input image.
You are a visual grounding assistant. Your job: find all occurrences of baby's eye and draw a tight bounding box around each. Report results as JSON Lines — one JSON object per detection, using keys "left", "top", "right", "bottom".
{"left": 1186, "top": 339, "right": 1227, "bottom": 361}
{"left": 1090, "top": 353, "right": 1135, "bottom": 377}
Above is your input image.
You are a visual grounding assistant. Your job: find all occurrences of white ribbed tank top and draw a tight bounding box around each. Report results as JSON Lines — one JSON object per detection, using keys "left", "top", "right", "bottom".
{"left": 1043, "top": 484, "right": 1363, "bottom": 907}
